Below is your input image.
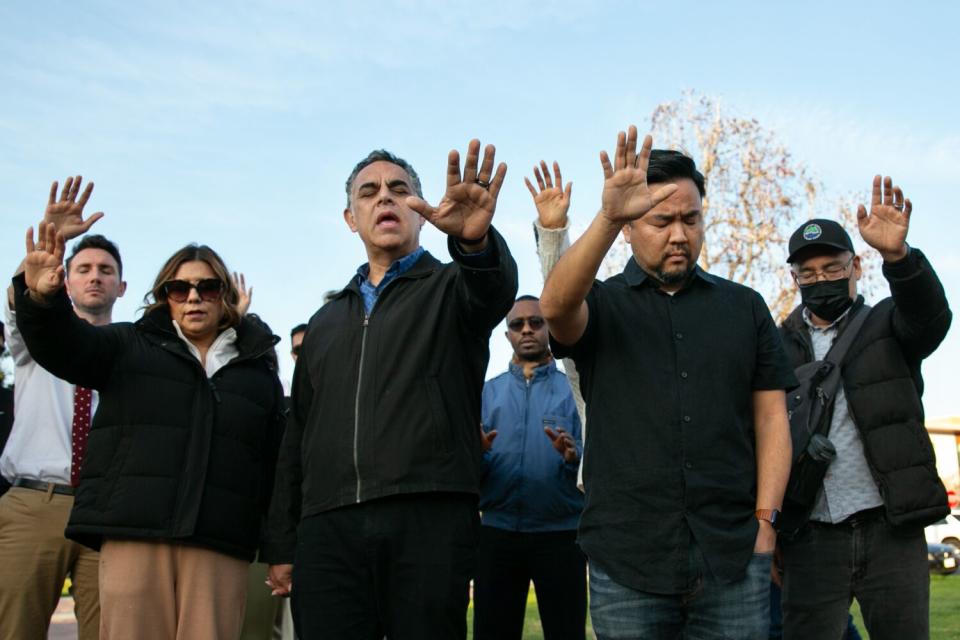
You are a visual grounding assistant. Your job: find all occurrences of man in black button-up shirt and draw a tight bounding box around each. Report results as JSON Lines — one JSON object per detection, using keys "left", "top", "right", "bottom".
{"left": 541, "top": 127, "right": 796, "bottom": 639}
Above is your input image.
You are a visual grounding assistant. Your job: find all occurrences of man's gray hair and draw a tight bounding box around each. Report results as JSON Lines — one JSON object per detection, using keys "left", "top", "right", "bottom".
{"left": 345, "top": 149, "right": 423, "bottom": 207}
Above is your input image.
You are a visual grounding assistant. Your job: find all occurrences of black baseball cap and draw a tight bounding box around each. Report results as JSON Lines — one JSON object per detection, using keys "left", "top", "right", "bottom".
{"left": 787, "top": 219, "right": 855, "bottom": 263}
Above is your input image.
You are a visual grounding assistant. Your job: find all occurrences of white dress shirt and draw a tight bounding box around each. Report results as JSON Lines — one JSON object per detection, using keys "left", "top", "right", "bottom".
{"left": 1, "top": 304, "right": 98, "bottom": 484}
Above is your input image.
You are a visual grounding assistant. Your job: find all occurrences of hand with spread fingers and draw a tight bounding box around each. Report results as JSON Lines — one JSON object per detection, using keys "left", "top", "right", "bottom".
{"left": 43, "top": 175, "right": 105, "bottom": 240}
{"left": 525, "top": 160, "right": 572, "bottom": 230}
{"left": 544, "top": 426, "right": 578, "bottom": 463}
{"left": 406, "top": 139, "right": 507, "bottom": 250}
{"left": 858, "top": 175, "right": 911, "bottom": 262}
{"left": 24, "top": 222, "right": 67, "bottom": 300}
{"left": 232, "top": 272, "right": 253, "bottom": 316}
{"left": 599, "top": 126, "right": 678, "bottom": 225}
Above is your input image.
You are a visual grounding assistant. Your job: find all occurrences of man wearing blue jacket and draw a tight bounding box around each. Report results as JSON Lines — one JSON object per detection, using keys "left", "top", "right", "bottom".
{"left": 475, "top": 295, "right": 585, "bottom": 640}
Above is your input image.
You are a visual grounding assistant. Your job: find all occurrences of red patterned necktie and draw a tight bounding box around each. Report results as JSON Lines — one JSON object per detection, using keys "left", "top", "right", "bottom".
{"left": 71, "top": 386, "right": 93, "bottom": 487}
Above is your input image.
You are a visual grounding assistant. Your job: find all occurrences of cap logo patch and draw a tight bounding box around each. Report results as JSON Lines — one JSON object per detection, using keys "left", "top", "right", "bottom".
{"left": 802, "top": 223, "right": 822, "bottom": 241}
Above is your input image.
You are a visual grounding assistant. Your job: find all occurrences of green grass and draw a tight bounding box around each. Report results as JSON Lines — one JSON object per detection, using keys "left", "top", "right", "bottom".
{"left": 850, "top": 574, "right": 960, "bottom": 639}
{"left": 466, "top": 585, "right": 592, "bottom": 638}
{"left": 469, "top": 576, "right": 960, "bottom": 639}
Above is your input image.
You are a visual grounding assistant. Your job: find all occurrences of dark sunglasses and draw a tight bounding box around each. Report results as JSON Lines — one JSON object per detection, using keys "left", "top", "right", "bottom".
{"left": 162, "top": 278, "right": 225, "bottom": 303}
{"left": 507, "top": 316, "right": 545, "bottom": 332}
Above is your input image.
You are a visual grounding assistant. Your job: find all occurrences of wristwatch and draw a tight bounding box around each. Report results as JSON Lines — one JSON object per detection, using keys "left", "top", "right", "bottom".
{"left": 755, "top": 509, "right": 780, "bottom": 528}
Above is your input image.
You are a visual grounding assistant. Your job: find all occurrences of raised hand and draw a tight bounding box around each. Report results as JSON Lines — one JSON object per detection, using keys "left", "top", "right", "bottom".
{"left": 44, "top": 176, "right": 105, "bottom": 240}
{"left": 857, "top": 175, "right": 911, "bottom": 262}
{"left": 407, "top": 139, "right": 507, "bottom": 246}
{"left": 544, "top": 426, "right": 578, "bottom": 463}
{"left": 480, "top": 425, "right": 498, "bottom": 453}
{"left": 24, "top": 222, "right": 67, "bottom": 299}
{"left": 599, "top": 126, "right": 677, "bottom": 225}
{"left": 232, "top": 272, "right": 253, "bottom": 315}
{"left": 525, "top": 160, "right": 571, "bottom": 230}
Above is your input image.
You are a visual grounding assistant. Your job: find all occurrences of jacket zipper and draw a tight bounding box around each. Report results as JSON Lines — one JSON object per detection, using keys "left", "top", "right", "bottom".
{"left": 353, "top": 314, "right": 370, "bottom": 503}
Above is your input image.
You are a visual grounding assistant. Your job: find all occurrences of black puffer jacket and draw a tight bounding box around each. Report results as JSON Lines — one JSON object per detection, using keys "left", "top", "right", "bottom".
{"left": 779, "top": 248, "right": 951, "bottom": 529}
{"left": 264, "top": 230, "right": 517, "bottom": 563}
{"left": 14, "top": 274, "right": 284, "bottom": 560}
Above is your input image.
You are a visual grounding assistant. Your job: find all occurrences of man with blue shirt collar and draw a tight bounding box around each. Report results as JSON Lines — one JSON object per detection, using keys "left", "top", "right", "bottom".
{"left": 265, "top": 142, "right": 518, "bottom": 640}
{"left": 475, "top": 294, "right": 586, "bottom": 640}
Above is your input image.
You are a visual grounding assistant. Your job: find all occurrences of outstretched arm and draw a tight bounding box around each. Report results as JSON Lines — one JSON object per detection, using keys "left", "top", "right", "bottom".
{"left": 527, "top": 160, "right": 573, "bottom": 280}
{"left": 859, "top": 175, "right": 952, "bottom": 358}
{"left": 541, "top": 127, "right": 677, "bottom": 345}
{"left": 15, "top": 223, "right": 122, "bottom": 389}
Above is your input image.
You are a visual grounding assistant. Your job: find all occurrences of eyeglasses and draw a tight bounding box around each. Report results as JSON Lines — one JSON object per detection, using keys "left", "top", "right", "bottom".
{"left": 507, "top": 316, "right": 545, "bottom": 332}
{"left": 793, "top": 256, "right": 854, "bottom": 286}
{"left": 162, "top": 278, "right": 225, "bottom": 303}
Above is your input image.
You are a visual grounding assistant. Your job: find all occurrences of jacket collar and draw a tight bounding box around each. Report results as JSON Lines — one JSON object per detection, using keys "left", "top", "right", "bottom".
{"left": 622, "top": 257, "right": 717, "bottom": 290}
{"left": 342, "top": 250, "right": 441, "bottom": 297}
{"left": 138, "top": 306, "right": 279, "bottom": 360}
{"left": 508, "top": 358, "right": 557, "bottom": 382}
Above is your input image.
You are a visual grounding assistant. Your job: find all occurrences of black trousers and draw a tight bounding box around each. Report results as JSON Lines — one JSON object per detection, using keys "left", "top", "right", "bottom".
{"left": 780, "top": 510, "right": 929, "bottom": 640}
{"left": 291, "top": 492, "right": 479, "bottom": 640}
{"left": 473, "top": 525, "right": 587, "bottom": 640}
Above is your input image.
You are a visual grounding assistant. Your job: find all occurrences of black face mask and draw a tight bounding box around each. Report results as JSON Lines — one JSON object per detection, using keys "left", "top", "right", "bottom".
{"left": 800, "top": 278, "right": 853, "bottom": 322}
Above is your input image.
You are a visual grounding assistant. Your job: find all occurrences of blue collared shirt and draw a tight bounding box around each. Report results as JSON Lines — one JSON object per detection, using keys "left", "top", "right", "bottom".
{"left": 355, "top": 247, "right": 425, "bottom": 315}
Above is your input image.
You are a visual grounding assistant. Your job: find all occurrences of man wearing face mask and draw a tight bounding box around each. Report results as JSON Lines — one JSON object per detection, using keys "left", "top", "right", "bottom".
{"left": 778, "top": 176, "right": 952, "bottom": 640}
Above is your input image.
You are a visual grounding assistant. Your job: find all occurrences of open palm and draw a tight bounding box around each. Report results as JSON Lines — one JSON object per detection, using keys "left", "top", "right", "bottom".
{"left": 857, "top": 175, "right": 910, "bottom": 260}
{"left": 24, "top": 222, "right": 66, "bottom": 297}
{"left": 600, "top": 127, "right": 676, "bottom": 224}
{"left": 407, "top": 139, "right": 507, "bottom": 243}
{"left": 525, "top": 160, "right": 571, "bottom": 229}
{"left": 44, "top": 176, "right": 104, "bottom": 240}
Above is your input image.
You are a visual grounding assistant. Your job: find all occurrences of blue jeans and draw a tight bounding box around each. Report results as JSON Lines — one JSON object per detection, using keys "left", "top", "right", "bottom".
{"left": 589, "top": 547, "right": 771, "bottom": 639}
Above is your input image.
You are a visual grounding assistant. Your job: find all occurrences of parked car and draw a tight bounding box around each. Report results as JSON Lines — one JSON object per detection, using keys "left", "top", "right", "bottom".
{"left": 924, "top": 513, "right": 960, "bottom": 549}
{"left": 928, "top": 543, "right": 960, "bottom": 575}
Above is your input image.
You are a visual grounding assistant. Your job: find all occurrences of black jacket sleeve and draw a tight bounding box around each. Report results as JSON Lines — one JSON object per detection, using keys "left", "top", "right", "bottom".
{"left": 262, "top": 348, "right": 311, "bottom": 564}
{"left": 882, "top": 247, "right": 952, "bottom": 361}
{"left": 12, "top": 274, "right": 125, "bottom": 390}
{"left": 447, "top": 225, "right": 519, "bottom": 333}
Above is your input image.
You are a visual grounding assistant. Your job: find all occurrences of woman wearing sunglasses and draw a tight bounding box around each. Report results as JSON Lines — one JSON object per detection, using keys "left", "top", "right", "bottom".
{"left": 14, "top": 223, "right": 285, "bottom": 640}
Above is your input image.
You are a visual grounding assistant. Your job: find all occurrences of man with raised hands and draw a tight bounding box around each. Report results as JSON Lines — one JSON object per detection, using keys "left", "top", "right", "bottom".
{"left": 265, "top": 142, "right": 517, "bottom": 639}
{"left": 540, "top": 127, "right": 795, "bottom": 639}
{"left": 1, "top": 177, "right": 124, "bottom": 640}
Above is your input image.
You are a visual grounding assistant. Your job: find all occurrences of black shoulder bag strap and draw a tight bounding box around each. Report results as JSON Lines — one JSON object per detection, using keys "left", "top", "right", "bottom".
{"left": 812, "top": 304, "right": 872, "bottom": 438}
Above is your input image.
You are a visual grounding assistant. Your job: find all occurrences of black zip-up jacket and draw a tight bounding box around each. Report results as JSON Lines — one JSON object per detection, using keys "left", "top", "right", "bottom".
{"left": 13, "top": 274, "right": 285, "bottom": 560}
{"left": 779, "top": 247, "right": 951, "bottom": 529}
{"left": 264, "top": 229, "right": 518, "bottom": 562}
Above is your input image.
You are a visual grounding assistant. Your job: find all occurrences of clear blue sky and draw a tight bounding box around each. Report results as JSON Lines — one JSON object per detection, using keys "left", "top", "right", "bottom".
{"left": 2, "top": 1, "right": 958, "bottom": 414}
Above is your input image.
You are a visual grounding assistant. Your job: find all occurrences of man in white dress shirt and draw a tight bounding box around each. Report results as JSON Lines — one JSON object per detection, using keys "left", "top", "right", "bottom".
{"left": 0, "top": 176, "right": 124, "bottom": 640}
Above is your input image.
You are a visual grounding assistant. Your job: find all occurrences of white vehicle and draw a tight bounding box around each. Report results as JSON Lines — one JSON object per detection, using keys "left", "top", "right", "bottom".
{"left": 925, "top": 513, "right": 960, "bottom": 549}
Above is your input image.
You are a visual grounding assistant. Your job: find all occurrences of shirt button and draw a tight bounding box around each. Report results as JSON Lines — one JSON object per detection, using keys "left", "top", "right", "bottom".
{"left": 676, "top": 332, "right": 683, "bottom": 340}
{"left": 681, "top": 371, "right": 688, "bottom": 379}
{"left": 685, "top": 461, "right": 693, "bottom": 469}
{"left": 683, "top": 415, "right": 692, "bottom": 423}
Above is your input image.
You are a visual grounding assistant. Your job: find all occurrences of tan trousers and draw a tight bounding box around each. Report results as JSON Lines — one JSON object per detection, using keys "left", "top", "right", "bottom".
{"left": 0, "top": 487, "right": 100, "bottom": 640}
{"left": 99, "top": 540, "right": 249, "bottom": 640}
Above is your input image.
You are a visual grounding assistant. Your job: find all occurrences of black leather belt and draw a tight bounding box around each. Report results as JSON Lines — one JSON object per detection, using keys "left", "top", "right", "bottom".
{"left": 811, "top": 506, "right": 884, "bottom": 529}
{"left": 12, "top": 478, "right": 75, "bottom": 496}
